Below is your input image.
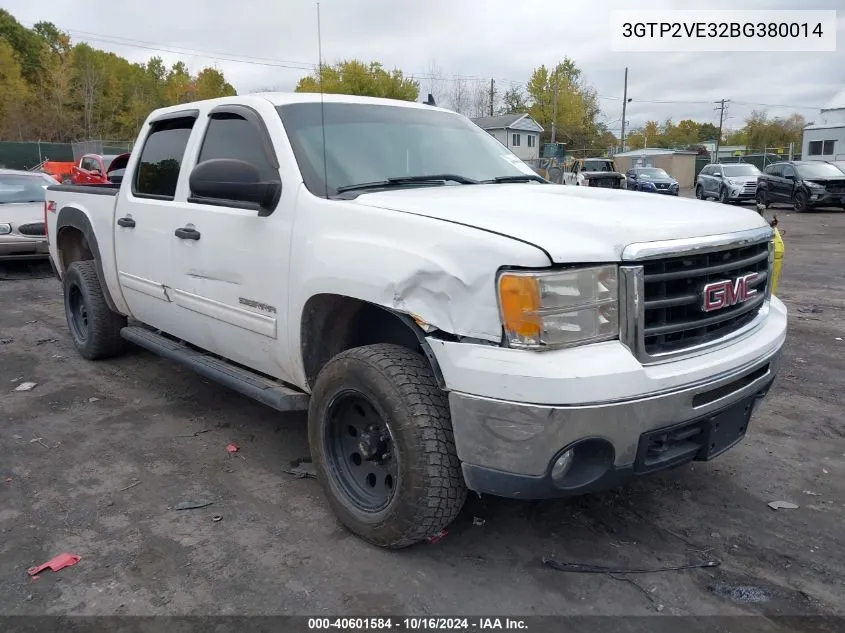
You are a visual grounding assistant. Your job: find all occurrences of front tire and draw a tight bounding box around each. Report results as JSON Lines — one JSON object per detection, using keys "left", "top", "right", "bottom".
{"left": 794, "top": 191, "right": 809, "bottom": 213}
{"left": 719, "top": 186, "right": 731, "bottom": 204}
{"left": 308, "top": 344, "right": 467, "bottom": 549}
{"left": 695, "top": 185, "right": 705, "bottom": 200}
{"left": 756, "top": 190, "right": 770, "bottom": 209}
{"left": 63, "top": 260, "right": 127, "bottom": 360}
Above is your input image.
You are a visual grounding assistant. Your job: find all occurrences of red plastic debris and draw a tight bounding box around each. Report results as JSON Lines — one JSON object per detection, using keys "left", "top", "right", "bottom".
{"left": 4, "top": 478, "right": 12, "bottom": 484}
{"left": 428, "top": 529, "right": 448, "bottom": 544}
{"left": 226, "top": 443, "right": 239, "bottom": 453}
{"left": 28, "top": 553, "right": 81, "bottom": 577}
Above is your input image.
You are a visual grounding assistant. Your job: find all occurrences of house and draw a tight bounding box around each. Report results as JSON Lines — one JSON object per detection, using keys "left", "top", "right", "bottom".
{"left": 471, "top": 113, "right": 544, "bottom": 161}
{"left": 802, "top": 89, "right": 845, "bottom": 161}
{"left": 612, "top": 147, "right": 698, "bottom": 188}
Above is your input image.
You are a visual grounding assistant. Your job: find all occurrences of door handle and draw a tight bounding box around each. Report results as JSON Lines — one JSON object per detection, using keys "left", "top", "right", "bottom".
{"left": 174, "top": 227, "right": 201, "bottom": 240}
{"left": 117, "top": 217, "right": 135, "bottom": 228}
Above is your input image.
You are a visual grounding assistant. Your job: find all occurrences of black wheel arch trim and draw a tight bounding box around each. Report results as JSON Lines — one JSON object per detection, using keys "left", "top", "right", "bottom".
{"left": 389, "top": 310, "right": 448, "bottom": 391}
{"left": 55, "top": 206, "right": 122, "bottom": 315}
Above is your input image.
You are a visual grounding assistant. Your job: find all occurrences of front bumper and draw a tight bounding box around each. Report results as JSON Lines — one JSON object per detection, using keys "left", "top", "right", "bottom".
{"left": 430, "top": 296, "right": 787, "bottom": 499}
{"left": 0, "top": 236, "right": 49, "bottom": 261}
{"left": 808, "top": 192, "right": 845, "bottom": 207}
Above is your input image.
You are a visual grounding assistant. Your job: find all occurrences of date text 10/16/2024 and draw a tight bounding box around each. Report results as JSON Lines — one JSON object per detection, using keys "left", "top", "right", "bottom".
{"left": 308, "top": 618, "right": 528, "bottom": 631}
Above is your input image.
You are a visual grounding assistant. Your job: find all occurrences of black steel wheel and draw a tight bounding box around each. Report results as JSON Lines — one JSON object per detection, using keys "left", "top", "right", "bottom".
{"left": 62, "top": 260, "right": 127, "bottom": 360}
{"left": 308, "top": 343, "right": 467, "bottom": 548}
{"left": 324, "top": 391, "right": 398, "bottom": 512}
{"left": 67, "top": 284, "right": 89, "bottom": 344}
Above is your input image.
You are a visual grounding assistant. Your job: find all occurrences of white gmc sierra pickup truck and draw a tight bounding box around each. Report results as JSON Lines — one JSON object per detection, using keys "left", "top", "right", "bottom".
{"left": 45, "top": 93, "right": 787, "bottom": 548}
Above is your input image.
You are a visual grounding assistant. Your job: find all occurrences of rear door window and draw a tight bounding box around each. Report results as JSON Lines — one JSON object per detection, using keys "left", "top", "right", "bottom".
{"left": 133, "top": 117, "right": 196, "bottom": 199}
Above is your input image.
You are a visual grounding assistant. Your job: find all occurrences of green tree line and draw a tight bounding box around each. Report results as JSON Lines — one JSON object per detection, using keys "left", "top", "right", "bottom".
{"left": 624, "top": 112, "right": 806, "bottom": 152}
{"left": 0, "top": 9, "right": 236, "bottom": 143}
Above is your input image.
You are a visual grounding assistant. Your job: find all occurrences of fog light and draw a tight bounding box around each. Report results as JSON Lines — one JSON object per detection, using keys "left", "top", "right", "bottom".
{"left": 811, "top": 194, "right": 820, "bottom": 200}
{"left": 0, "top": 223, "right": 11, "bottom": 235}
{"left": 551, "top": 450, "right": 574, "bottom": 482}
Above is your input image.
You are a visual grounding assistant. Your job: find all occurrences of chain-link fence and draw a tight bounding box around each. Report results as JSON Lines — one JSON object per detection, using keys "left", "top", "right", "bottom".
{"left": 0, "top": 140, "right": 134, "bottom": 171}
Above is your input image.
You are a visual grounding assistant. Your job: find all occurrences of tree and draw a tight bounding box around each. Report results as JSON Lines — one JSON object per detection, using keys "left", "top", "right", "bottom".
{"left": 195, "top": 67, "right": 236, "bottom": 101}
{"left": 0, "top": 39, "right": 33, "bottom": 140}
{"left": 697, "top": 122, "right": 719, "bottom": 142}
{"left": 525, "top": 58, "right": 604, "bottom": 150}
{"left": 500, "top": 86, "right": 528, "bottom": 114}
{"left": 445, "top": 75, "right": 470, "bottom": 115}
{"left": 0, "top": 9, "right": 239, "bottom": 143}
{"left": 295, "top": 59, "right": 418, "bottom": 101}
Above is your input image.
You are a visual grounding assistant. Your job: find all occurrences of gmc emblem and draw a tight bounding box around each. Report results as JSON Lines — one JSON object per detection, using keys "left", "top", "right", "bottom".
{"left": 702, "top": 273, "right": 759, "bottom": 312}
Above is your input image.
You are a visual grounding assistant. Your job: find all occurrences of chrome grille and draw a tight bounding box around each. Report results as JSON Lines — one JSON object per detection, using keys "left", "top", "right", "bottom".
{"left": 621, "top": 229, "right": 774, "bottom": 363}
{"left": 741, "top": 182, "right": 757, "bottom": 193}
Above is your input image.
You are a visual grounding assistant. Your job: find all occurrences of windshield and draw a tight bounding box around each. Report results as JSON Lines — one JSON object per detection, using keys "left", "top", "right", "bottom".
{"left": 277, "top": 103, "right": 535, "bottom": 196}
{"left": 637, "top": 168, "right": 670, "bottom": 178}
{"left": 722, "top": 164, "right": 761, "bottom": 176}
{"left": 582, "top": 160, "right": 614, "bottom": 172}
{"left": 796, "top": 163, "right": 844, "bottom": 179}
{"left": 0, "top": 174, "right": 49, "bottom": 204}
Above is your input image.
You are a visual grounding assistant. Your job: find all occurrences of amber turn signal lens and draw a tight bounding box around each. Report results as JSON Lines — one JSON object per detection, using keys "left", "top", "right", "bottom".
{"left": 498, "top": 274, "right": 541, "bottom": 338}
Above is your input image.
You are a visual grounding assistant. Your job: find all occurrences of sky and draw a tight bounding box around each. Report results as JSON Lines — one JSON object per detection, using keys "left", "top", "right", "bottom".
{"left": 5, "top": 0, "right": 844, "bottom": 136}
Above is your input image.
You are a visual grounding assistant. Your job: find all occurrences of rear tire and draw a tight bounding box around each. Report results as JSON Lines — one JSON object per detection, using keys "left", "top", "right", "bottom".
{"left": 308, "top": 344, "right": 467, "bottom": 549}
{"left": 63, "top": 260, "right": 127, "bottom": 360}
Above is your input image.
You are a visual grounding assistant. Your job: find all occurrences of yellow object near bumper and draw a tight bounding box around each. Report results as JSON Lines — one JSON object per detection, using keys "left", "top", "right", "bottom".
{"left": 772, "top": 228, "right": 784, "bottom": 295}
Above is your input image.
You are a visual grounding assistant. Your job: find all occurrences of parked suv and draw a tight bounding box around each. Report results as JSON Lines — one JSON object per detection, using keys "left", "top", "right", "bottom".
{"left": 696, "top": 163, "right": 760, "bottom": 204}
{"left": 757, "top": 161, "right": 845, "bottom": 212}
{"left": 626, "top": 167, "right": 679, "bottom": 195}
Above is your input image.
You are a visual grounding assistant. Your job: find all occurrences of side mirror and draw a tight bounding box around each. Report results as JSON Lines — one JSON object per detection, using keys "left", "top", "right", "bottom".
{"left": 713, "top": 173, "right": 722, "bottom": 178}
{"left": 189, "top": 158, "right": 281, "bottom": 216}
{"left": 785, "top": 174, "right": 794, "bottom": 180}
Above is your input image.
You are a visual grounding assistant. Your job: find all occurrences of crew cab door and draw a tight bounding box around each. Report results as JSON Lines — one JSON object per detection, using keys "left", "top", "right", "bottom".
{"left": 114, "top": 111, "right": 199, "bottom": 335}
{"left": 780, "top": 164, "right": 797, "bottom": 201}
{"left": 165, "top": 103, "right": 297, "bottom": 383}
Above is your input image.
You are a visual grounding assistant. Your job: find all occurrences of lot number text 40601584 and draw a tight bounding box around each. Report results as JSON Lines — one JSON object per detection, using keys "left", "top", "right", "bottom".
{"left": 308, "top": 618, "right": 529, "bottom": 631}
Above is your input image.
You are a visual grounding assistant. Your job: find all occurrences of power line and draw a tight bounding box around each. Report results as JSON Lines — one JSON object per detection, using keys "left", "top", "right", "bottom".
{"left": 22, "top": 21, "right": 827, "bottom": 113}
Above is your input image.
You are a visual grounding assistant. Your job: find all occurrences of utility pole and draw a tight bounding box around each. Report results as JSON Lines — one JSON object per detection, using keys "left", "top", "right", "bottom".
{"left": 714, "top": 99, "right": 729, "bottom": 162}
{"left": 489, "top": 78, "right": 495, "bottom": 117}
{"left": 620, "top": 67, "right": 628, "bottom": 152}
{"left": 551, "top": 82, "right": 559, "bottom": 143}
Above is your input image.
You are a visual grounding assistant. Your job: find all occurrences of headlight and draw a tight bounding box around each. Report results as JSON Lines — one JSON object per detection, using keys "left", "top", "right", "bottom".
{"left": 497, "top": 265, "right": 619, "bottom": 349}
{"left": 805, "top": 181, "right": 825, "bottom": 191}
{"left": 0, "top": 223, "right": 11, "bottom": 235}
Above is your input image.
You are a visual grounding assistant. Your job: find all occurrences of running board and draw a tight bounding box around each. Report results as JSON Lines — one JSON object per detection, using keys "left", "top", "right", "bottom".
{"left": 120, "top": 326, "right": 309, "bottom": 412}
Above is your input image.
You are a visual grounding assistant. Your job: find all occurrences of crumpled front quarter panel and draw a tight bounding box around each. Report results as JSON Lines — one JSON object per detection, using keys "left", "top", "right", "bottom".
{"left": 288, "top": 188, "right": 550, "bottom": 376}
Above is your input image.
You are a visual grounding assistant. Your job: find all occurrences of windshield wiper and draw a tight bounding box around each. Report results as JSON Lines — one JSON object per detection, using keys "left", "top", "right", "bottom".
{"left": 480, "top": 175, "right": 546, "bottom": 184}
{"left": 336, "top": 174, "right": 478, "bottom": 194}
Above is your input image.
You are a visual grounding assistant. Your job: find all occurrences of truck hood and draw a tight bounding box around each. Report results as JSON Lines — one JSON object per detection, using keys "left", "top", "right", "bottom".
{"left": 351, "top": 184, "right": 769, "bottom": 263}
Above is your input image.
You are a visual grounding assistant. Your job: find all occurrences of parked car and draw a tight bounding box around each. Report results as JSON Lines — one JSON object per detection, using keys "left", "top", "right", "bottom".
{"left": 756, "top": 161, "right": 845, "bottom": 212}
{"left": 0, "top": 169, "right": 54, "bottom": 260}
{"left": 71, "top": 153, "right": 125, "bottom": 185}
{"left": 696, "top": 163, "right": 761, "bottom": 203}
{"left": 625, "top": 167, "right": 679, "bottom": 195}
{"left": 45, "top": 93, "right": 786, "bottom": 548}
{"left": 563, "top": 157, "right": 626, "bottom": 188}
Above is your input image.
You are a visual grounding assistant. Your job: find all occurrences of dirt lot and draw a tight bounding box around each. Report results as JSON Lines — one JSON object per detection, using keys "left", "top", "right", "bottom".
{"left": 1, "top": 202, "right": 844, "bottom": 621}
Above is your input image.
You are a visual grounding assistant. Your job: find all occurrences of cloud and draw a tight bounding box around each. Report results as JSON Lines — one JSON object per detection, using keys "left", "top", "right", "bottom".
{"left": 5, "top": 0, "right": 842, "bottom": 134}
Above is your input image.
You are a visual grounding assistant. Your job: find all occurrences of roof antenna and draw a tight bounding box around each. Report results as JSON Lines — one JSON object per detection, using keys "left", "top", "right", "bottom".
{"left": 423, "top": 93, "right": 436, "bottom": 107}
{"left": 317, "top": 2, "right": 329, "bottom": 199}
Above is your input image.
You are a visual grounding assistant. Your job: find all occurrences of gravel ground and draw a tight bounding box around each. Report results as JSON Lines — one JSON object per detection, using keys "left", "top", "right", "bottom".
{"left": 0, "top": 200, "right": 843, "bottom": 622}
